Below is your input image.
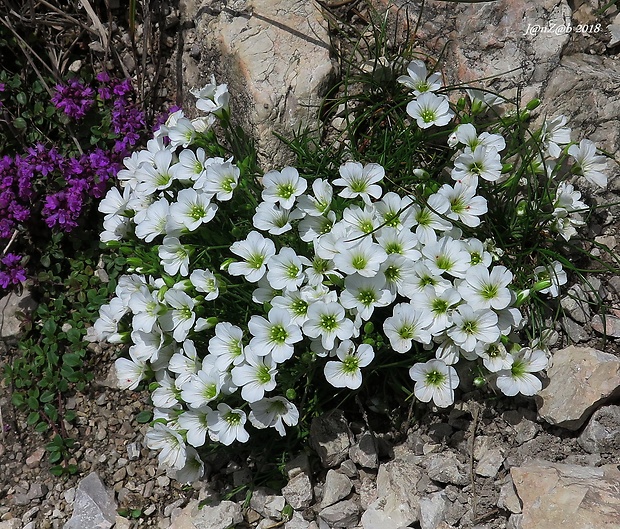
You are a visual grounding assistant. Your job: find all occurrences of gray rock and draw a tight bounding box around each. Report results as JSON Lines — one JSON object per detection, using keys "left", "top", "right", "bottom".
{"left": 285, "top": 511, "right": 311, "bottom": 529}
{"left": 361, "top": 447, "right": 422, "bottom": 529}
{"left": 502, "top": 410, "right": 539, "bottom": 445}
{"left": 26, "top": 482, "right": 48, "bottom": 501}
{"left": 591, "top": 314, "right": 620, "bottom": 338}
{"left": 282, "top": 472, "right": 313, "bottom": 510}
{"left": 181, "top": 0, "right": 334, "bottom": 168}
{"left": 63, "top": 472, "right": 117, "bottom": 529}
{"left": 0, "top": 289, "right": 37, "bottom": 339}
{"left": 511, "top": 460, "right": 620, "bottom": 529}
{"left": 506, "top": 514, "right": 524, "bottom": 529}
{"left": 320, "top": 470, "right": 353, "bottom": 509}
{"left": 263, "top": 495, "right": 286, "bottom": 520}
{"left": 425, "top": 452, "right": 469, "bottom": 486}
{"left": 309, "top": 411, "right": 353, "bottom": 468}
{"left": 349, "top": 432, "right": 379, "bottom": 469}
{"left": 285, "top": 453, "right": 312, "bottom": 479}
{"left": 475, "top": 447, "right": 504, "bottom": 478}
{"left": 536, "top": 346, "right": 620, "bottom": 430}
{"left": 560, "top": 285, "right": 590, "bottom": 324}
{"left": 497, "top": 478, "right": 522, "bottom": 514}
{"left": 169, "top": 499, "right": 243, "bottom": 529}
{"left": 338, "top": 459, "right": 358, "bottom": 478}
{"left": 419, "top": 492, "right": 448, "bottom": 529}
{"left": 561, "top": 317, "right": 589, "bottom": 343}
{"left": 578, "top": 405, "right": 620, "bottom": 453}
{"left": 318, "top": 499, "right": 360, "bottom": 528}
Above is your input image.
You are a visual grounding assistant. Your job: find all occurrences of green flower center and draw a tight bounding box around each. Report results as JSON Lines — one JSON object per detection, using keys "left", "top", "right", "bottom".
{"left": 420, "top": 108, "right": 437, "bottom": 123}
{"left": 385, "top": 242, "right": 402, "bottom": 255}
{"left": 256, "top": 365, "right": 272, "bottom": 384}
{"left": 224, "top": 411, "right": 242, "bottom": 426}
{"left": 247, "top": 253, "right": 265, "bottom": 270}
{"left": 320, "top": 314, "right": 338, "bottom": 332}
{"left": 436, "top": 255, "right": 454, "bottom": 271}
{"left": 432, "top": 298, "right": 449, "bottom": 314}
{"left": 398, "top": 324, "right": 415, "bottom": 339}
{"left": 277, "top": 183, "right": 296, "bottom": 199}
{"left": 342, "top": 355, "right": 360, "bottom": 373}
{"left": 221, "top": 177, "right": 236, "bottom": 192}
{"left": 462, "top": 320, "right": 478, "bottom": 335}
{"left": 352, "top": 255, "right": 368, "bottom": 270}
{"left": 384, "top": 265, "right": 400, "bottom": 282}
{"left": 357, "top": 289, "right": 377, "bottom": 307}
{"left": 350, "top": 178, "right": 368, "bottom": 193}
{"left": 189, "top": 204, "right": 206, "bottom": 220}
{"left": 291, "top": 299, "right": 308, "bottom": 317}
{"left": 481, "top": 284, "right": 499, "bottom": 300}
{"left": 470, "top": 252, "right": 482, "bottom": 265}
{"left": 203, "top": 383, "right": 218, "bottom": 400}
{"left": 425, "top": 369, "right": 446, "bottom": 386}
{"left": 286, "top": 264, "right": 300, "bottom": 279}
{"left": 269, "top": 324, "right": 289, "bottom": 344}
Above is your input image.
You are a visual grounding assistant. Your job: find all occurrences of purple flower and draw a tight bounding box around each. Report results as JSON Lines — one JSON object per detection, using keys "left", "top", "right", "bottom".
{"left": 51, "top": 79, "right": 95, "bottom": 119}
{"left": 0, "top": 253, "right": 26, "bottom": 289}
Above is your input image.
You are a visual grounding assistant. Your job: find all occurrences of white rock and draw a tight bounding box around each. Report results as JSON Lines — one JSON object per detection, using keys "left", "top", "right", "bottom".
{"left": 63, "top": 472, "right": 117, "bottom": 529}
{"left": 320, "top": 470, "right": 353, "bottom": 509}
{"left": 282, "top": 472, "right": 313, "bottom": 510}
{"left": 419, "top": 492, "right": 448, "bottom": 529}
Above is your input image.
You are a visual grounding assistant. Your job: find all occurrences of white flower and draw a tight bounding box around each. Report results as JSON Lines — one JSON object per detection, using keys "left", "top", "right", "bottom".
{"left": 409, "top": 359, "right": 459, "bottom": 407}
{"left": 100, "top": 213, "right": 131, "bottom": 243}
{"left": 178, "top": 406, "right": 212, "bottom": 447}
{"left": 379, "top": 254, "right": 417, "bottom": 297}
{"left": 271, "top": 290, "right": 311, "bottom": 325}
{"left": 135, "top": 148, "right": 176, "bottom": 196}
{"left": 128, "top": 286, "right": 164, "bottom": 333}
{"left": 298, "top": 210, "right": 337, "bottom": 242}
{"left": 249, "top": 397, "right": 299, "bottom": 436}
{"left": 541, "top": 115, "right": 571, "bottom": 158}
{"left": 452, "top": 145, "right": 503, "bottom": 184}
{"left": 333, "top": 161, "right": 384, "bottom": 205}
{"left": 167, "top": 117, "right": 196, "bottom": 148}
{"left": 340, "top": 274, "right": 394, "bottom": 321}
{"left": 192, "top": 77, "right": 230, "bottom": 117}
{"left": 324, "top": 341, "right": 374, "bottom": 390}
{"left": 145, "top": 423, "right": 187, "bottom": 469}
{"left": 115, "top": 350, "right": 147, "bottom": 390}
{"left": 410, "top": 286, "right": 461, "bottom": 336}
{"left": 437, "top": 182, "right": 488, "bottom": 228}
{"left": 533, "top": 261, "right": 567, "bottom": 298}
{"left": 342, "top": 204, "right": 379, "bottom": 237}
{"left": 180, "top": 363, "right": 222, "bottom": 408}
{"left": 448, "top": 304, "right": 500, "bottom": 352}
{"left": 475, "top": 341, "right": 512, "bottom": 373}
{"left": 172, "top": 147, "right": 208, "bottom": 182}
{"left": 169, "top": 339, "right": 201, "bottom": 388}
{"left": 99, "top": 185, "right": 131, "bottom": 219}
{"left": 295, "top": 178, "right": 333, "bottom": 216}
{"left": 202, "top": 161, "right": 239, "bottom": 201}
{"left": 253, "top": 202, "right": 303, "bottom": 235}
{"left": 397, "top": 59, "right": 443, "bottom": 95}
{"left": 159, "top": 236, "right": 191, "bottom": 277}
{"left": 248, "top": 307, "right": 303, "bottom": 363}
{"left": 169, "top": 188, "right": 218, "bottom": 232}
{"left": 266, "top": 247, "right": 307, "bottom": 291}
{"left": 94, "top": 296, "right": 127, "bottom": 343}
{"left": 152, "top": 371, "right": 180, "bottom": 408}
{"left": 228, "top": 231, "right": 276, "bottom": 283}
{"left": 453, "top": 123, "right": 506, "bottom": 153}
{"left": 172, "top": 446, "right": 205, "bottom": 483}
{"left": 374, "top": 192, "right": 416, "bottom": 230}
{"left": 375, "top": 227, "right": 420, "bottom": 261}
{"left": 406, "top": 92, "right": 454, "bottom": 129}
{"left": 190, "top": 269, "right": 219, "bottom": 300}
{"left": 457, "top": 264, "right": 513, "bottom": 311}
{"left": 410, "top": 193, "right": 452, "bottom": 245}
{"left": 462, "top": 238, "right": 493, "bottom": 268}
{"left": 496, "top": 347, "right": 548, "bottom": 396}
{"left": 383, "top": 303, "right": 434, "bottom": 352}
{"left": 261, "top": 167, "right": 307, "bottom": 209}
{"left": 135, "top": 198, "right": 171, "bottom": 242}
{"left": 207, "top": 403, "right": 250, "bottom": 445}
{"left": 332, "top": 237, "right": 388, "bottom": 277}
{"left": 568, "top": 139, "right": 608, "bottom": 187}
{"left": 421, "top": 236, "right": 470, "bottom": 279}
{"left": 208, "top": 322, "right": 245, "bottom": 371}
{"left": 302, "top": 301, "right": 355, "bottom": 351}
{"left": 160, "top": 290, "right": 196, "bottom": 343}
{"left": 231, "top": 347, "right": 278, "bottom": 402}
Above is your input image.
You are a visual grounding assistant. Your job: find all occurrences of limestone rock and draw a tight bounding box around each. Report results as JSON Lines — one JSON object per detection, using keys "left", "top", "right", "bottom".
{"left": 63, "top": 472, "right": 117, "bottom": 529}
{"left": 425, "top": 452, "right": 469, "bottom": 486}
{"left": 169, "top": 499, "right": 243, "bottom": 529}
{"left": 536, "top": 346, "right": 620, "bottom": 430}
{"left": 309, "top": 411, "right": 353, "bottom": 468}
{"left": 578, "top": 405, "right": 620, "bottom": 454}
{"left": 282, "top": 472, "right": 313, "bottom": 510}
{"left": 0, "top": 288, "right": 37, "bottom": 340}
{"left": 320, "top": 470, "right": 353, "bottom": 509}
{"left": 318, "top": 499, "right": 360, "bottom": 528}
{"left": 182, "top": 0, "right": 334, "bottom": 167}
{"left": 361, "top": 449, "right": 422, "bottom": 529}
{"left": 419, "top": 492, "right": 448, "bottom": 529}
{"left": 349, "top": 432, "right": 379, "bottom": 469}
{"left": 591, "top": 314, "right": 620, "bottom": 338}
{"left": 511, "top": 460, "right": 620, "bottom": 529}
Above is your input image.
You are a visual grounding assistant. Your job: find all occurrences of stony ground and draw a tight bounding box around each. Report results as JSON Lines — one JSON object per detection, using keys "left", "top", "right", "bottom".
{"left": 2, "top": 1, "right": 620, "bottom": 528}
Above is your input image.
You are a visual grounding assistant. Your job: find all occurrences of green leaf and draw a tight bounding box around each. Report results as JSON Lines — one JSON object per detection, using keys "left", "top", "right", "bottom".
{"left": 50, "top": 465, "right": 64, "bottom": 476}
{"left": 35, "top": 421, "right": 49, "bottom": 433}
{"left": 13, "top": 117, "right": 27, "bottom": 129}
{"left": 63, "top": 353, "right": 82, "bottom": 367}
{"left": 11, "top": 393, "right": 24, "bottom": 407}
{"left": 40, "top": 390, "right": 55, "bottom": 403}
{"left": 27, "top": 412, "right": 40, "bottom": 425}
{"left": 65, "top": 410, "right": 77, "bottom": 422}
{"left": 43, "top": 403, "right": 58, "bottom": 422}
{"left": 42, "top": 318, "right": 57, "bottom": 335}
{"left": 16, "top": 92, "right": 27, "bottom": 105}
{"left": 135, "top": 410, "right": 153, "bottom": 424}
{"left": 27, "top": 396, "right": 39, "bottom": 410}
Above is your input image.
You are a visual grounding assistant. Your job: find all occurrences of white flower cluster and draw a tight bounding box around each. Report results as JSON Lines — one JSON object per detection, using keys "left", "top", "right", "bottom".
{"left": 91, "top": 63, "right": 609, "bottom": 482}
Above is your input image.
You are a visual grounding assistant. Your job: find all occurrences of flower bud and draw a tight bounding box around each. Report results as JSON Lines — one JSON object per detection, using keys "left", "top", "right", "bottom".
{"left": 525, "top": 98, "right": 541, "bottom": 110}
{"left": 285, "top": 388, "right": 297, "bottom": 400}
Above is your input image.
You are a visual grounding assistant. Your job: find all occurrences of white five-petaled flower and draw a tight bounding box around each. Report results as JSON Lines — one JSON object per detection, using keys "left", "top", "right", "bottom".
{"left": 190, "top": 269, "right": 219, "bottom": 300}
{"left": 231, "top": 347, "right": 278, "bottom": 402}
{"left": 448, "top": 304, "right": 500, "bottom": 352}
{"left": 533, "top": 261, "right": 567, "bottom": 298}
{"left": 302, "top": 301, "right": 355, "bottom": 351}
{"left": 248, "top": 307, "right": 302, "bottom": 363}
{"left": 324, "top": 340, "right": 374, "bottom": 390}
{"left": 457, "top": 264, "right": 513, "bottom": 311}
{"left": 178, "top": 407, "right": 212, "bottom": 448}
{"left": 383, "top": 302, "right": 434, "bottom": 352}
{"left": 451, "top": 145, "right": 502, "bottom": 185}
{"left": 437, "top": 182, "right": 488, "bottom": 228}
{"left": 333, "top": 237, "right": 388, "bottom": 277}
{"left": 158, "top": 236, "right": 191, "bottom": 277}
{"left": 541, "top": 115, "right": 571, "bottom": 158}
{"left": 266, "top": 247, "right": 308, "bottom": 291}
{"left": 228, "top": 231, "right": 276, "bottom": 283}
{"left": 495, "top": 347, "right": 548, "bottom": 396}
{"left": 261, "top": 167, "right": 308, "bottom": 209}
{"left": 409, "top": 359, "right": 459, "bottom": 407}
{"left": 209, "top": 322, "right": 245, "bottom": 371}
{"left": 145, "top": 423, "right": 187, "bottom": 469}
{"left": 397, "top": 59, "right": 443, "bottom": 96}
{"left": 160, "top": 289, "right": 196, "bottom": 342}
{"left": 202, "top": 161, "right": 239, "bottom": 201}
{"left": 249, "top": 396, "right": 299, "bottom": 436}
{"left": 296, "top": 178, "right": 333, "bottom": 216}
{"left": 406, "top": 92, "right": 454, "bottom": 129}
{"left": 568, "top": 139, "right": 608, "bottom": 188}
{"left": 340, "top": 274, "right": 394, "bottom": 321}
{"left": 191, "top": 77, "right": 230, "bottom": 118}
{"left": 253, "top": 202, "right": 303, "bottom": 235}
{"left": 207, "top": 403, "right": 250, "bottom": 446}
{"left": 333, "top": 161, "right": 384, "bottom": 205}
{"left": 170, "top": 188, "right": 217, "bottom": 232}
